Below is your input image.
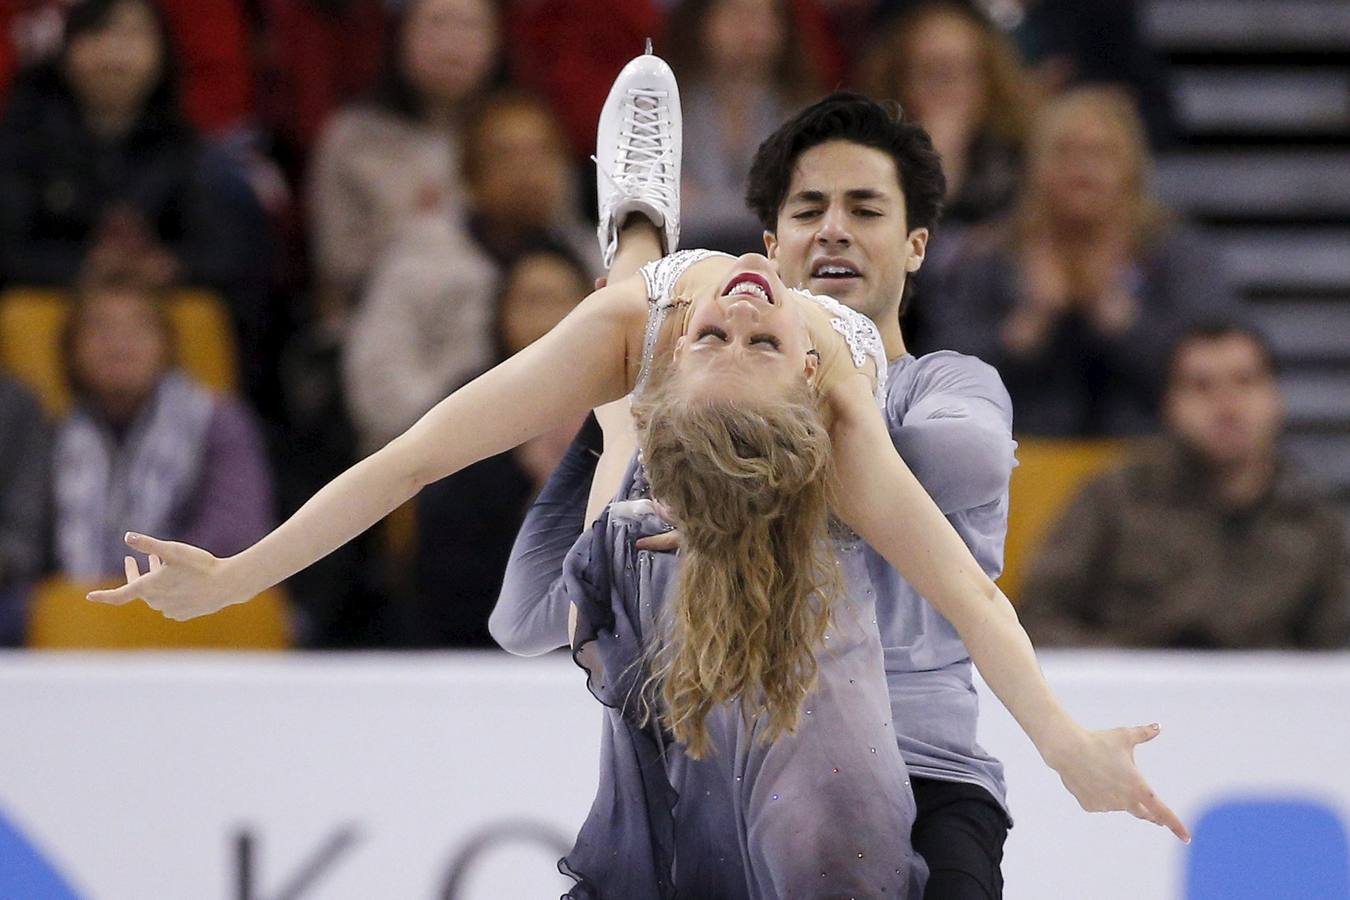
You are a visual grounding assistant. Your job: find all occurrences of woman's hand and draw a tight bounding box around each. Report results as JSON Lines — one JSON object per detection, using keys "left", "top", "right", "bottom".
{"left": 1044, "top": 722, "right": 1191, "bottom": 843}
{"left": 1004, "top": 239, "right": 1072, "bottom": 355}
{"left": 86, "top": 532, "right": 251, "bottom": 621}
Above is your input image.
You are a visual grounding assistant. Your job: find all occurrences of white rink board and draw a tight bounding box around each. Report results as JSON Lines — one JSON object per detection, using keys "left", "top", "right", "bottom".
{"left": 1, "top": 650, "right": 1348, "bottom": 899}
{"left": 976, "top": 652, "right": 1350, "bottom": 899}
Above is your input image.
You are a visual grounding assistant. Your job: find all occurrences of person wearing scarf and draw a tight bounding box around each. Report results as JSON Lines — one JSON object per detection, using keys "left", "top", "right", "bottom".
{"left": 52, "top": 269, "right": 274, "bottom": 581}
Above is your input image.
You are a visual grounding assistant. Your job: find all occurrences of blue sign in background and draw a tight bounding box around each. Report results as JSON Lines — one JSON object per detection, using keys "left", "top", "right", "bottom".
{"left": 0, "top": 806, "right": 83, "bottom": 900}
{"left": 1187, "top": 797, "right": 1350, "bottom": 900}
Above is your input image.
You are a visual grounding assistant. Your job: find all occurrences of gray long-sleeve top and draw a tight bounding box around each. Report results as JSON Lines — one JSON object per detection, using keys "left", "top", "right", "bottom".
{"left": 489, "top": 432, "right": 600, "bottom": 656}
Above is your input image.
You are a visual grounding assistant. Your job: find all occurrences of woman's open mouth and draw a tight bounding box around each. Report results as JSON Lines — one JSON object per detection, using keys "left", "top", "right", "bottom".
{"left": 722, "top": 272, "right": 775, "bottom": 305}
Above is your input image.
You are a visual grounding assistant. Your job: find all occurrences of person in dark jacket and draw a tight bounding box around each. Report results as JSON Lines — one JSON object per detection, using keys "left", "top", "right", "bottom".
{"left": 0, "top": 376, "right": 50, "bottom": 645}
{"left": 0, "top": 0, "right": 272, "bottom": 373}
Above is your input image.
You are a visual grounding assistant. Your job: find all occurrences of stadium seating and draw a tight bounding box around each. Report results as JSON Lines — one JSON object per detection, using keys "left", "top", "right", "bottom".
{"left": 25, "top": 577, "right": 290, "bottom": 650}
{"left": 1000, "top": 438, "right": 1128, "bottom": 603}
{"left": 0, "top": 287, "right": 238, "bottom": 416}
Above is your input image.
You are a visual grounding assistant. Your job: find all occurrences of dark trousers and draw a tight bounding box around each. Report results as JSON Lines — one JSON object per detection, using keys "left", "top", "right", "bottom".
{"left": 912, "top": 777, "right": 1010, "bottom": 900}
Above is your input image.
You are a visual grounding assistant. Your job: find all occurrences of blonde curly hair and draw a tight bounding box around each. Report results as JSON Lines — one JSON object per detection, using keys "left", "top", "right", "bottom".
{"left": 632, "top": 364, "right": 842, "bottom": 758}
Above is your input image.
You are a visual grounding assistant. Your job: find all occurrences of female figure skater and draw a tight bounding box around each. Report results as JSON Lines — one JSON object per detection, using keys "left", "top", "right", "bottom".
{"left": 557, "top": 242, "right": 935, "bottom": 899}
{"left": 91, "top": 49, "right": 1184, "bottom": 899}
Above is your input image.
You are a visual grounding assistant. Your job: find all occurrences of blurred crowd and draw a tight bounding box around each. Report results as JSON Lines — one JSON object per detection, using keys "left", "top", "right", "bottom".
{"left": 0, "top": 0, "right": 1344, "bottom": 650}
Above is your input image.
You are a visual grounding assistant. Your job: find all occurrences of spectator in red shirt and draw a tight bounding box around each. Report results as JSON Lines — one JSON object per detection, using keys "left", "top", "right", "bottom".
{"left": 0, "top": 0, "right": 254, "bottom": 137}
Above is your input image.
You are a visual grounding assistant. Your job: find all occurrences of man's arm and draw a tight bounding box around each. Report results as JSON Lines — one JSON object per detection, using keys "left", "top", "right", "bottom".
{"left": 490, "top": 417, "right": 602, "bottom": 656}
{"left": 889, "top": 353, "right": 1016, "bottom": 515}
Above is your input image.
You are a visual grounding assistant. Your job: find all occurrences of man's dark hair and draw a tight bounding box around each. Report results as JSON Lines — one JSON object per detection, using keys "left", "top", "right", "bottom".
{"left": 746, "top": 91, "right": 946, "bottom": 235}
{"left": 1168, "top": 320, "right": 1280, "bottom": 382}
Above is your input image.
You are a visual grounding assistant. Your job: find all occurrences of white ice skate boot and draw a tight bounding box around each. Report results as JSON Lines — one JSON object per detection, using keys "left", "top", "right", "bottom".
{"left": 594, "top": 41, "right": 681, "bottom": 269}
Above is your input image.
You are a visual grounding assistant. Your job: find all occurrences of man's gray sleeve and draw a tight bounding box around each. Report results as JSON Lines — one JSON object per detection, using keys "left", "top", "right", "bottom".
{"left": 490, "top": 434, "right": 599, "bottom": 656}
{"left": 887, "top": 352, "right": 1016, "bottom": 515}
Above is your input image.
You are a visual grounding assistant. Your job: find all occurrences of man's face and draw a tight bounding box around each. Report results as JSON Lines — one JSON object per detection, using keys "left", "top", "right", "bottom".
{"left": 764, "top": 140, "right": 928, "bottom": 327}
{"left": 1164, "top": 334, "right": 1284, "bottom": 469}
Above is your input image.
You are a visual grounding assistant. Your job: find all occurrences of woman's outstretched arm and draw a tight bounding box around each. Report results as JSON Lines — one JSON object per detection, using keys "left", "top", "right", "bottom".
{"left": 825, "top": 372, "right": 1190, "bottom": 843}
{"left": 88, "top": 277, "right": 649, "bottom": 621}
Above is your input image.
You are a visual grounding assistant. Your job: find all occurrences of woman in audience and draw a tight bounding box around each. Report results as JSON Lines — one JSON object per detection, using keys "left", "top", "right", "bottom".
{"left": 0, "top": 0, "right": 267, "bottom": 303}
{"left": 408, "top": 246, "right": 591, "bottom": 647}
{"left": 859, "top": 2, "right": 1029, "bottom": 231}
{"left": 51, "top": 263, "right": 274, "bottom": 583}
{"left": 664, "top": 0, "right": 823, "bottom": 253}
{"left": 342, "top": 89, "right": 596, "bottom": 455}
{"left": 306, "top": 0, "right": 500, "bottom": 326}
{"left": 925, "top": 87, "right": 1236, "bottom": 435}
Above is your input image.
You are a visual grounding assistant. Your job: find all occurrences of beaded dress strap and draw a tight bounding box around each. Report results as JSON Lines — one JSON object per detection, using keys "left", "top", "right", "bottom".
{"left": 798, "top": 289, "right": 889, "bottom": 406}
{"left": 633, "top": 250, "right": 731, "bottom": 397}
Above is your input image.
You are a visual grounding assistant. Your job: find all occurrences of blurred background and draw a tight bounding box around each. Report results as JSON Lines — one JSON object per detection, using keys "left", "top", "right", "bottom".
{"left": 0, "top": 0, "right": 1347, "bottom": 896}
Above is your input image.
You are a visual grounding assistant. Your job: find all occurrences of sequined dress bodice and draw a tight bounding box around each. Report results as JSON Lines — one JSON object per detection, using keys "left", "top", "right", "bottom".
{"left": 633, "top": 250, "right": 888, "bottom": 405}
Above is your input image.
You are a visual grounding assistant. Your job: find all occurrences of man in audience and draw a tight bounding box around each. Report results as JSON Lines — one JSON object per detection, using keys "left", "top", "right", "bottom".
{"left": 0, "top": 375, "right": 50, "bottom": 645}
{"left": 1021, "top": 322, "right": 1350, "bottom": 649}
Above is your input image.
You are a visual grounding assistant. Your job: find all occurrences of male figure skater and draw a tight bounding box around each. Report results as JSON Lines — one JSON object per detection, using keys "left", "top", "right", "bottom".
{"left": 494, "top": 64, "right": 1177, "bottom": 899}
